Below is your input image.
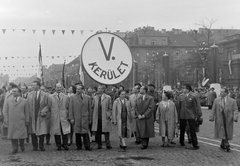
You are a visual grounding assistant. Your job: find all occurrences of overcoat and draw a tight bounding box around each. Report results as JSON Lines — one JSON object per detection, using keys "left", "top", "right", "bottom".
{"left": 4, "top": 97, "right": 29, "bottom": 139}
{"left": 48, "top": 92, "right": 71, "bottom": 135}
{"left": 135, "top": 94, "right": 155, "bottom": 138}
{"left": 206, "top": 91, "right": 217, "bottom": 106}
{"left": 69, "top": 94, "right": 91, "bottom": 134}
{"left": 209, "top": 96, "right": 238, "bottom": 140}
{"left": 129, "top": 93, "right": 139, "bottom": 132}
{"left": 28, "top": 91, "right": 49, "bottom": 136}
{"left": 156, "top": 100, "right": 178, "bottom": 140}
{"left": 112, "top": 98, "right": 132, "bottom": 138}
{"left": 45, "top": 93, "right": 51, "bottom": 134}
{"left": 91, "top": 94, "right": 112, "bottom": 132}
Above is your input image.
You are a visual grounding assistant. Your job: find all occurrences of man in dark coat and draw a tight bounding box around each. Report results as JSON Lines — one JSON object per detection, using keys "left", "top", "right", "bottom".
{"left": 178, "top": 84, "right": 201, "bottom": 150}
{"left": 147, "top": 84, "right": 159, "bottom": 121}
{"left": 135, "top": 86, "right": 155, "bottom": 149}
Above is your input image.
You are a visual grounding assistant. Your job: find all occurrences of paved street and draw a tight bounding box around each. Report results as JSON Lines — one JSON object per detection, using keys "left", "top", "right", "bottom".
{"left": 0, "top": 108, "right": 240, "bottom": 166}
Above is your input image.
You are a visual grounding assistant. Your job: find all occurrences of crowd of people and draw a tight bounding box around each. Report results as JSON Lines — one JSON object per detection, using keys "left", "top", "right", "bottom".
{"left": 0, "top": 81, "right": 239, "bottom": 155}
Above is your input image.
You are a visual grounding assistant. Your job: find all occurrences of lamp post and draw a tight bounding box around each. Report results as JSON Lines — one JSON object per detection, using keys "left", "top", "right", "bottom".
{"left": 210, "top": 43, "right": 219, "bottom": 83}
{"left": 163, "top": 52, "right": 169, "bottom": 85}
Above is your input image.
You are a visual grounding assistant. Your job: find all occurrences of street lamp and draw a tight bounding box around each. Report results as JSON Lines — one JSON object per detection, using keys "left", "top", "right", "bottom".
{"left": 162, "top": 52, "right": 169, "bottom": 85}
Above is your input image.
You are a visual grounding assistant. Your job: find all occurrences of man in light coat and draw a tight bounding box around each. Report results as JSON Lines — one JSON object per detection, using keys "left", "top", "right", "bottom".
{"left": 69, "top": 84, "right": 92, "bottom": 151}
{"left": 209, "top": 88, "right": 238, "bottom": 151}
{"left": 92, "top": 85, "right": 112, "bottom": 149}
{"left": 135, "top": 86, "right": 155, "bottom": 149}
{"left": 41, "top": 85, "right": 51, "bottom": 145}
{"left": 3, "top": 87, "right": 29, "bottom": 155}
{"left": 28, "top": 81, "right": 49, "bottom": 151}
{"left": 48, "top": 83, "right": 70, "bottom": 151}
{"left": 2, "top": 83, "right": 17, "bottom": 139}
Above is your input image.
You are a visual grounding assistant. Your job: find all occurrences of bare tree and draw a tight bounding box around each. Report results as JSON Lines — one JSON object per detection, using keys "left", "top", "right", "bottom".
{"left": 195, "top": 18, "right": 217, "bottom": 45}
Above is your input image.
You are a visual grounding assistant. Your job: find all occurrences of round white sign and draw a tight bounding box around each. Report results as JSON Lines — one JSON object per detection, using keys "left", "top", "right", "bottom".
{"left": 81, "top": 32, "right": 133, "bottom": 85}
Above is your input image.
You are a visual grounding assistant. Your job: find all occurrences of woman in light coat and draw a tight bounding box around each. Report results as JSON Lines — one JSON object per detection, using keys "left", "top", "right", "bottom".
{"left": 156, "top": 91, "right": 178, "bottom": 147}
{"left": 112, "top": 90, "right": 132, "bottom": 149}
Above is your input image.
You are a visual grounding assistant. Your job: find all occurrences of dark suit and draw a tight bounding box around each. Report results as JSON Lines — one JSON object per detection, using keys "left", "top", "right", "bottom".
{"left": 178, "top": 93, "right": 200, "bottom": 148}
{"left": 135, "top": 94, "right": 155, "bottom": 147}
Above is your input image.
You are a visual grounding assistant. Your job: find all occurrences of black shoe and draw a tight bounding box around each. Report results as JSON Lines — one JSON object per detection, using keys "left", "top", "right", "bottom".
{"left": 141, "top": 146, "right": 147, "bottom": 150}
{"left": 76, "top": 147, "right": 82, "bottom": 150}
{"left": 180, "top": 143, "right": 185, "bottom": 146}
{"left": 20, "top": 146, "right": 25, "bottom": 152}
{"left": 33, "top": 147, "right": 38, "bottom": 151}
{"left": 188, "top": 141, "right": 192, "bottom": 144}
{"left": 98, "top": 146, "right": 102, "bottom": 149}
{"left": 39, "top": 147, "right": 45, "bottom": 151}
{"left": 119, "top": 145, "right": 124, "bottom": 149}
{"left": 46, "top": 142, "right": 51, "bottom": 145}
{"left": 57, "top": 146, "right": 61, "bottom": 151}
{"left": 123, "top": 146, "right": 127, "bottom": 150}
{"left": 11, "top": 150, "right": 18, "bottom": 155}
{"left": 85, "top": 147, "right": 92, "bottom": 151}
{"left": 26, "top": 138, "right": 29, "bottom": 143}
{"left": 106, "top": 146, "right": 112, "bottom": 149}
{"left": 193, "top": 146, "right": 199, "bottom": 150}
{"left": 170, "top": 141, "right": 176, "bottom": 145}
{"left": 135, "top": 140, "right": 141, "bottom": 145}
{"left": 63, "top": 145, "right": 69, "bottom": 151}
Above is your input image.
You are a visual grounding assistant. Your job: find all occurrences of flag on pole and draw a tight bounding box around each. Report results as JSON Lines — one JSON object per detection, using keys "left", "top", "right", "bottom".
{"left": 62, "top": 60, "right": 66, "bottom": 88}
{"left": 79, "top": 54, "right": 84, "bottom": 85}
{"left": 37, "top": 43, "right": 44, "bottom": 85}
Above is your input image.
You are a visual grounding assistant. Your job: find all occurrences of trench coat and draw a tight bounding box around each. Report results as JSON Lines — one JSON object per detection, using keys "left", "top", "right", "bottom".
{"left": 112, "top": 98, "right": 132, "bottom": 138}
{"left": 48, "top": 93, "right": 70, "bottom": 135}
{"left": 206, "top": 91, "right": 217, "bottom": 106}
{"left": 91, "top": 94, "right": 112, "bottom": 133}
{"left": 156, "top": 100, "right": 178, "bottom": 140}
{"left": 135, "top": 94, "right": 155, "bottom": 138}
{"left": 129, "top": 93, "right": 139, "bottom": 133}
{"left": 3, "top": 97, "right": 29, "bottom": 139}
{"left": 45, "top": 93, "right": 51, "bottom": 134}
{"left": 28, "top": 91, "right": 49, "bottom": 136}
{"left": 69, "top": 94, "right": 91, "bottom": 134}
{"left": 209, "top": 96, "right": 238, "bottom": 140}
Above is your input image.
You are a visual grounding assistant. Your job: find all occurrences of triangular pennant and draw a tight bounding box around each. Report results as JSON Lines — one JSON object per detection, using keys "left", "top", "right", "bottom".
{"left": 52, "top": 30, "right": 56, "bottom": 35}
{"left": 32, "top": 29, "right": 36, "bottom": 34}
{"left": 62, "top": 30, "right": 65, "bottom": 35}
{"left": 80, "top": 30, "right": 84, "bottom": 35}
{"left": 12, "top": 29, "right": 15, "bottom": 32}
{"left": 2, "top": 29, "right": 6, "bottom": 34}
{"left": 22, "top": 29, "right": 26, "bottom": 33}
{"left": 42, "top": 30, "right": 46, "bottom": 35}
{"left": 71, "top": 30, "right": 75, "bottom": 35}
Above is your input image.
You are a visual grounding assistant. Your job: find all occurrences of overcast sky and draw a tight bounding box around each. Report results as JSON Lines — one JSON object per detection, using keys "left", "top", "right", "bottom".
{"left": 0, "top": 0, "right": 240, "bottom": 80}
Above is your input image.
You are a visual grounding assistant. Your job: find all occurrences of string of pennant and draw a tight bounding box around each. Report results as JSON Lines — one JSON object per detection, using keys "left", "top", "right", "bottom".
{"left": 0, "top": 55, "right": 78, "bottom": 60}
{"left": 0, "top": 29, "right": 122, "bottom": 35}
{"left": 0, "top": 63, "right": 79, "bottom": 69}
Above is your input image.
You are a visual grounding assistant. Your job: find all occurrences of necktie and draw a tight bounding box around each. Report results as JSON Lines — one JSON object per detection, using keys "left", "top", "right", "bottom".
{"left": 58, "top": 93, "right": 60, "bottom": 100}
{"left": 36, "top": 91, "right": 38, "bottom": 100}
{"left": 15, "top": 97, "right": 18, "bottom": 103}
{"left": 98, "top": 95, "right": 102, "bottom": 110}
{"left": 81, "top": 94, "right": 83, "bottom": 100}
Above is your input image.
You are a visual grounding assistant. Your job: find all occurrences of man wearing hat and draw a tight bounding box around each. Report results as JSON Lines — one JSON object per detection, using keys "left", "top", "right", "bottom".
{"left": 178, "top": 84, "right": 201, "bottom": 150}
{"left": 207, "top": 87, "right": 217, "bottom": 109}
{"left": 147, "top": 84, "right": 159, "bottom": 121}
